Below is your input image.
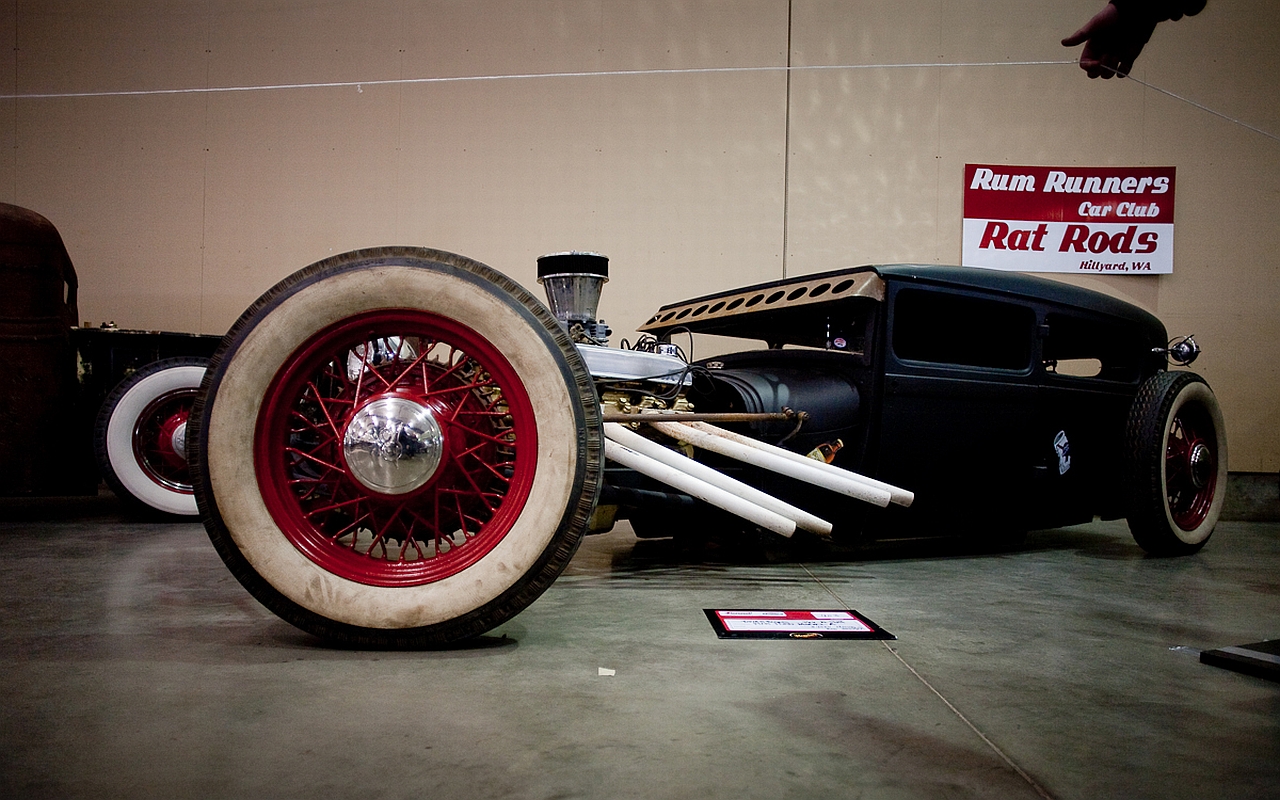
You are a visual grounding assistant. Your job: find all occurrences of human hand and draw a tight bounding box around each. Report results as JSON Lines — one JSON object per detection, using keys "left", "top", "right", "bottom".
{"left": 1062, "top": 3, "right": 1158, "bottom": 78}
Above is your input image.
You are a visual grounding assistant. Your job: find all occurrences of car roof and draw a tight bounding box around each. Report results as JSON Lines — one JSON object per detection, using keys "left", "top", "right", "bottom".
{"left": 873, "top": 264, "right": 1159, "bottom": 322}
{"left": 638, "top": 264, "right": 1164, "bottom": 341}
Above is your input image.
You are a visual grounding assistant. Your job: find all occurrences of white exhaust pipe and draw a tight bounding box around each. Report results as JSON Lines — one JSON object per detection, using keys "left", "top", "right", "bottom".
{"left": 603, "top": 438, "right": 797, "bottom": 537}
{"left": 604, "top": 423, "right": 833, "bottom": 536}
{"left": 683, "top": 421, "right": 914, "bottom": 507}
{"left": 647, "top": 420, "right": 895, "bottom": 508}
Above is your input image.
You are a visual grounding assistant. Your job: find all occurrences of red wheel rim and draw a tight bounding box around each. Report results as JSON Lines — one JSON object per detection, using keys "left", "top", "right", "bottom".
{"left": 255, "top": 310, "right": 537, "bottom": 587}
{"left": 1164, "top": 402, "right": 1217, "bottom": 531}
{"left": 133, "top": 389, "right": 196, "bottom": 493}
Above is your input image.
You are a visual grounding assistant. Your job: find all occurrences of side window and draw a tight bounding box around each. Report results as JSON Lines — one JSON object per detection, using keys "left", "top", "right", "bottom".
{"left": 1042, "top": 313, "right": 1143, "bottom": 383}
{"left": 892, "top": 288, "right": 1034, "bottom": 370}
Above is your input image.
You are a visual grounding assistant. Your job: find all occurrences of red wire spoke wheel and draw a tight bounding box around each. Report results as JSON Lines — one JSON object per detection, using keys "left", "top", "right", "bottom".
{"left": 191, "top": 248, "right": 602, "bottom": 647}
{"left": 1163, "top": 402, "right": 1219, "bottom": 532}
{"left": 95, "top": 357, "right": 207, "bottom": 516}
{"left": 1124, "top": 371, "right": 1227, "bottom": 556}
{"left": 255, "top": 311, "right": 536, "bottom": 587}
{"left": 135, "top": 390, "right": 196, "bottom": 490}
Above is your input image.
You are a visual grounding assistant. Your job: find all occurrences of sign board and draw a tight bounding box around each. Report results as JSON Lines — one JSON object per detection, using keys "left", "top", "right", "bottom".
{"left": 962, "top": 164, "right": 1176, "bottom": 274}
{"left": 704, "top": 609, "right": 894, "bottom": 640}
{"left": 1200, "top": 639, "right": 1280, "bottom": 683}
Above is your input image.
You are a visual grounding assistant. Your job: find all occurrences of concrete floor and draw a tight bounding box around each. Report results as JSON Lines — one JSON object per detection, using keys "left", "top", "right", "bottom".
{"left": 2, "top": 497, "right": 1277, "bottom": 800}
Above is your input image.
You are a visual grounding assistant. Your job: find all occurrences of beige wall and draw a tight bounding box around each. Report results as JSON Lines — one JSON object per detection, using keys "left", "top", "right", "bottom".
{"left": 3, "top": 1, "right": 1277, "bottom": 470}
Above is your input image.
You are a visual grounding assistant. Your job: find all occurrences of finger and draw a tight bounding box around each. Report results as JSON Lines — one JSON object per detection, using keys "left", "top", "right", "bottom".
{"left": 1078, "top": 43, "right": 1105, "bottom": 77}
{"left": 1094, "top": 53, "right": 1125, "bottom": 79}
{"left": 1061, "top": 25, "right": 1093, "bottom": 47}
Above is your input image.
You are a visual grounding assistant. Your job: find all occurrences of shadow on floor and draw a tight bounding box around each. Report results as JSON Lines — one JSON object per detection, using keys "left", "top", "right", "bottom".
{"left": 602, "top": 520, "right": 1144, "bottom": 572}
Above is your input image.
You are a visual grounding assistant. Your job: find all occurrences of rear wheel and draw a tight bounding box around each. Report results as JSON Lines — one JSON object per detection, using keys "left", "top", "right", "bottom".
{"left": 1124, "top": 371, "right": 1226, "bottom": 556}
{"left": 95, "top": 357, "right": 207, "bottom": 516}
{"left": 190, "top": 247, "right": 602, "bottom": 646}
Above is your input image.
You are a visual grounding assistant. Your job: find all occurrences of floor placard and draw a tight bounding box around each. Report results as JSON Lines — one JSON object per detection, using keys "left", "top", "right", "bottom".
{"left": 704, "top": 609, "right": 894, "bottom": 640}
{"left": 1200, "top": 639, "right": 1280, "bottom": 683}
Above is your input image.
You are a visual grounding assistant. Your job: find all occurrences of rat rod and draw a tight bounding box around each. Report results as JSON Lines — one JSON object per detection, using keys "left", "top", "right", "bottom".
{"left": 188, "top": 247, "right": 1225, "bottom": 646}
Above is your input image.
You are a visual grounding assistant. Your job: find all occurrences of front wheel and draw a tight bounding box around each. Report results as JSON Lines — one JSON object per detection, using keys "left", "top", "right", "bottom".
{"left": 1124, "top": 371, "right": 1227, "bottom": 556}
{"left": 190, "top": 247, "right": 602, "bottom": 647}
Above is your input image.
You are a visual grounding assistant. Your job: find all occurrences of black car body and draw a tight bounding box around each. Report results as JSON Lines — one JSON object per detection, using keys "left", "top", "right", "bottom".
{"left": 629, "top": 264, "right": 1214, "bottom": 542}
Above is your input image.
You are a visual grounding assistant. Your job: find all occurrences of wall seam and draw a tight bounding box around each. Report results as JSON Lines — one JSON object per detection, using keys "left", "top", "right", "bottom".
{"left": 780, "top": 0, "right": 792, "bottom": 279}
{"left": 394, "top": 0, "right": 405, "bottom": 241}
{"left": 936, "top": 1, "right": 945, "bottom": 264}
{"left": 198, "top": 11, "right": 211, "bottom": 332}
{"left": 8, "top": 0, "right": 19, "bottom": 202}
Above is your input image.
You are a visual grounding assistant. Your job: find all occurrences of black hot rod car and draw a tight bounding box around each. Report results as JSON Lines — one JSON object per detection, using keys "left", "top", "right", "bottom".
{"left": 624, "top": 262, "right": 1223, "bottom": 549}
{"left": 187, "top": 248, "right": 1225, "bottom": 647}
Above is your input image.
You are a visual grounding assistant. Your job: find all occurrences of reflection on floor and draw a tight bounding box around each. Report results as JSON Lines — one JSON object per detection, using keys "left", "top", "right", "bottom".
{"left": 2, "top": 495, "right": 1277, "bottom": 799}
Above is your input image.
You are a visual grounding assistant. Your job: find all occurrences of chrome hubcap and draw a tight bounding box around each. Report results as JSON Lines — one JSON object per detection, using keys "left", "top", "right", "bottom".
{"left": 171, "top": 422, "right": 188, "bottom": 463}
{"left": 342, "top": 397, "right": 445, "bottom": 495}
{"left": 1188, "top": 442, "right": 1213, "bottom": 489}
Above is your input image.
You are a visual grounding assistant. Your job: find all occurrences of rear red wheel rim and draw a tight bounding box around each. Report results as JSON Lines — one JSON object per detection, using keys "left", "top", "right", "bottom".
{"left": 255, "top": 310, "right": 537, "bottom": 587}
{"left": 1164, "top": 402, "right": 1217, "bottom": 531}
{"left": 133, "top": 390, "right": 196, "bottom": 493}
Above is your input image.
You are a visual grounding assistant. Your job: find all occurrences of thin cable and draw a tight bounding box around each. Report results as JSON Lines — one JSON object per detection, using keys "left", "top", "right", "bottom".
{"left": 4, "top": 58, "right": 1271, "bottom": 143}
{"left": 879, "top": 641, "right": 1057, "bottom": 800}
{"left": 800, "top": 564, "right": 1056, "bottom": 800}
{"left": 0, "top": 60, "right": 1075, "bottom": 100}
{"left": 1121, "top": 72, "right": 1280, "bottom": 143}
